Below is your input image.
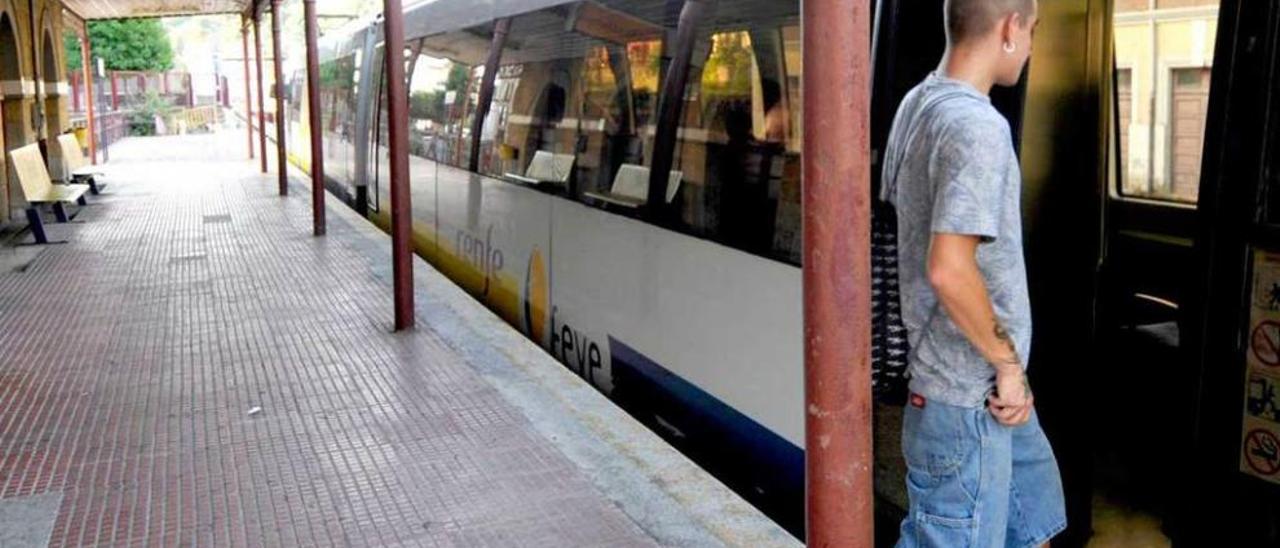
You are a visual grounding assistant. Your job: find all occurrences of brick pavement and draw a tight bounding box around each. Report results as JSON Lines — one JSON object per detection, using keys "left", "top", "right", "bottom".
{"left": 0, "top": 134, "right": 736, "bottom": 547}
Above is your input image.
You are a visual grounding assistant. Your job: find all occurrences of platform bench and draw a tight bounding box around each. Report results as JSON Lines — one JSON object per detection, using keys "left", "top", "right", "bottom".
{"left": 9, "top": 143, "right": 90, "bottom": 244}
{"left": 56, "top": 133, "right": 105, "bottom": 195}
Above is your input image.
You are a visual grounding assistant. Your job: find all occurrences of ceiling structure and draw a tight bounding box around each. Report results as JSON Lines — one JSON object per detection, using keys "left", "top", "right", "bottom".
{"left": 61, "top": 0, "right": 251, "bottom": 20}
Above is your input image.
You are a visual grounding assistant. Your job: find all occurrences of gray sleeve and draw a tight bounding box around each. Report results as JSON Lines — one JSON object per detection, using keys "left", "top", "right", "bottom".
{"left": 929, "top": 118, "right": 1010, "bottom": 242}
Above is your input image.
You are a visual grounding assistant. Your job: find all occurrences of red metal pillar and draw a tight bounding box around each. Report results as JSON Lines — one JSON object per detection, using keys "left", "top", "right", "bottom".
{"left": 382, "top": 0, "right": 414, "bottom": 330}
{"left": 81, "top": 33, "right": 97, "bottom": 164}
{"left": 802, "top": 0, "right": 873, "bottom": 545}
{"left": 241, "top": 17, "right": 254, "bottom": 160}
{"left": 303, "top": 0, "right": 326, "bottom": 236}
{"left": 270, "top": 0, "right": 288, "bottom": 196}
{"left": 253, "top": 8, "right": 268, "bottom": 174}
{"left": 186, "top": 74, "right": 194, "bottom": 108}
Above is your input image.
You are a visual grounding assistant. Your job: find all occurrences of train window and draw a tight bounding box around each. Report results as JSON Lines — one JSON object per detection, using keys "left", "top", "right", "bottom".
{"left": 1113, "top": 0, "right": 1220, "bottom": 203}
{"left": 669, "top": 18, "right": 802, "bottom": 263}
{"left": 318, "top": 53, "right": 357, "bottom": 191}
{"left": 405, "top": 41, "right": 476, "bottom": 168}
{"left": 628, "top": 40, "right": 661, "bottom": 132}
{"left": 475, "top": 4, "right": 668, "bottom": 199}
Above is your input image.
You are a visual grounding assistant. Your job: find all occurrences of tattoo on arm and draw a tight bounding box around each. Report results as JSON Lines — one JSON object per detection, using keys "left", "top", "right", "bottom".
{"left": 993, "top": 322, "right": 1022, "bottom": 368}
{"left": 994, "top": 321, "right": 1032, "bottom": 399}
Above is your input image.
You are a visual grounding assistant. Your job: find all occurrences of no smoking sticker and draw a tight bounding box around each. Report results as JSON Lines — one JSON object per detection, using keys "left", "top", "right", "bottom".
{"left": 1250, "top": 320, "right": 1280, "bottom": 369}
{"left": 1244, "top": 428, "right": 1280, "bottom": 477}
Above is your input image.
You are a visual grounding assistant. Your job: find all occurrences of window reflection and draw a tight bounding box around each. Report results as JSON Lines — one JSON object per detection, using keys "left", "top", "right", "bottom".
{"left": 672, "top": 24, "right": 801, "bottom": 262}
{"left": 450, "top": 2, "right": 802, "bottom": 264}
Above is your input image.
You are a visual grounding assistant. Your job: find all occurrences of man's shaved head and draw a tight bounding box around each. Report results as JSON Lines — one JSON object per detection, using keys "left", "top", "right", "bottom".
{"left": 945, "top": 0, "right": 1036, "bottom": 44}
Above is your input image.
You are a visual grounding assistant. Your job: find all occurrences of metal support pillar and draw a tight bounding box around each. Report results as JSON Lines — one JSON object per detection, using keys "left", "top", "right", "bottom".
{"left": 801, "top": 0, "right": 873, "bottom": 545}
{"left": 81, "top": 32, "right": 97, "bottom": 164}
{"left": 242, "top": 17, "right": 254, "bottom": 160}
{"left": 382, "top": 0, "right": 414, "bottom": 330}
{"left": 270, "top": 0, "right": 288, "bottom": 196}
{"left": 303, "top": 0, "right": 325, "bottom": 235}
{"left": 467, "top": 18, "right": 511, "bottom": 173}
{"left": 253, "top": 9, "right": 268, "bottom": 174}
{"left": 110, "top": 72, "right": 118, "bottom": 110}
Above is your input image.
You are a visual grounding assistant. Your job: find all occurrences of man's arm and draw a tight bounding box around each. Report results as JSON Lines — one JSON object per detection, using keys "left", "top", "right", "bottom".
{"left": 928, "top": 233, "right": 1033, "bottom": 425}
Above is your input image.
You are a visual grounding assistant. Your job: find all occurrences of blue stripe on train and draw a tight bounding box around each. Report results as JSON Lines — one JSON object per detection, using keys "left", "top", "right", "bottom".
{"left": 607, "top": 336, "right": 805, "bottom": 538}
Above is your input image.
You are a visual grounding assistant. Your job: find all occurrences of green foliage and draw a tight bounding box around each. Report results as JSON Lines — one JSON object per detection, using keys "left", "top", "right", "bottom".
{"left": 63, "top": 31, "right": 82, "bottom": 71}
{"left": 701, "top": 32, "right": 754, "bottom": 99}
{"left": 445, "top": 64, "right": 470, "bottom": 92}
{"left": 65, "top": 19, "right": 175, "bottom": 74}
{"left": 410, "top": 90, "right": 443, "bottom": 122}
{"left": 409, "top": 63, "right": 470, "bottom": 124}
{"left": 127, "top": 90, "right": 176, "bottom": 136}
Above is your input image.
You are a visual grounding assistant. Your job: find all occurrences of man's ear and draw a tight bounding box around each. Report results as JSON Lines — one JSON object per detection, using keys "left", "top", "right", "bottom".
{"left": 1000, "top": 12, "right": 1022, "bottom": 44}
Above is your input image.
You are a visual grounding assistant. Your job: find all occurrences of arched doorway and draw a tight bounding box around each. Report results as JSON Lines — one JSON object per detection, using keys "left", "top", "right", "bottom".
{"left": 42, "top": 28, "right": 62, "bottom": 143}
{"left": 0, "top": 12, "right": 22, "bottom": 223}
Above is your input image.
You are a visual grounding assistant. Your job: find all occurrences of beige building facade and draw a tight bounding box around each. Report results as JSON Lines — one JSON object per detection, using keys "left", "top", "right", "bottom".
{"left": 0, "top": 0, "right": 72, "bottom": 224}
{"left": 1115, "top": 0, "right": 1220, "bottom": 202}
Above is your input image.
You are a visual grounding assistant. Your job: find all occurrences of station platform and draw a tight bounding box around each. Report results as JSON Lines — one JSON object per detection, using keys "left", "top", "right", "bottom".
{"left": 0, "top": 131, "right": 798, "bottom": 547}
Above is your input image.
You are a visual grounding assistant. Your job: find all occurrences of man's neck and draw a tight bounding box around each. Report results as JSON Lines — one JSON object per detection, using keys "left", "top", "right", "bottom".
{"left": 938, "top": 45, "right": 997, "bottom": 96}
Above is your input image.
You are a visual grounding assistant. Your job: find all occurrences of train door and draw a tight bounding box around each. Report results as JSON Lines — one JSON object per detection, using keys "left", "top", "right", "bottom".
{"left": 1181, "top": 0, "right": 1280, "bottom": 544}
{"left": 1089, "top": 1, "right": 1223, "bottom": 544}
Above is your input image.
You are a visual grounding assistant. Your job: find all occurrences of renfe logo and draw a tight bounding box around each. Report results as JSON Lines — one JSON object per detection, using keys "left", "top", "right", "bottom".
{"left": 455, "top": 225, "right": 504, "bottom": 296}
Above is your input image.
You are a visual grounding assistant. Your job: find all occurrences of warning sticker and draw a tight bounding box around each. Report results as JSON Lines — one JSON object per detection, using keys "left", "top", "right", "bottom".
{"left": 1247, "top": 374, "right": 1280, "bottom": 423}
{"left": 1247, "top": 250, "right": 1280, "bottom": 377}
{"left": 1241, "top": 417, "right": 1280, "bottom": 484}
{"left": 1250, "top": 321, "right": 1280, "bottom": 369}
{"left": 1243, "top": 250, "right": 1280, "bottom": 485}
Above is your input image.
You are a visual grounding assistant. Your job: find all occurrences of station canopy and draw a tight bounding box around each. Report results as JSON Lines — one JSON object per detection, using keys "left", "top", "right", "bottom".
{"left": 62, "top": 0, "right": 251, "bottom": 19}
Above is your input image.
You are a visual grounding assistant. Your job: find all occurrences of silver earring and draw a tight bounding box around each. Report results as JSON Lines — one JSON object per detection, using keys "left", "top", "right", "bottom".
{"left": 1003, "top": 42, "right": 1016, "bottom": 54}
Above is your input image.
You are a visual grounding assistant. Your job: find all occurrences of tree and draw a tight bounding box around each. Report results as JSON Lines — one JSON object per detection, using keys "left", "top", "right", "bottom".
{"left": 65, "top": 19, "right": 175, "bottom": 73}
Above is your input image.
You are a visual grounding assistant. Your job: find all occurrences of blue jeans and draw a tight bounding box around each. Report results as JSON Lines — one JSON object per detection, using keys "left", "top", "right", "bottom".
{"left": 895, "top": 394, "right": 1067, "bottom": 548}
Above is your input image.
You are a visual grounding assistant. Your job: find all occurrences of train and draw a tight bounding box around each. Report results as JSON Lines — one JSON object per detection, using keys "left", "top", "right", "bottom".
{"left": 280, "top": 0, "right": 1280, "bottom": 544}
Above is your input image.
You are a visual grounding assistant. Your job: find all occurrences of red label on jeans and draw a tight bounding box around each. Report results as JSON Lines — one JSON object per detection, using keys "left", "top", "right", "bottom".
{"left": 910, "top": 393, "right": 926, "bottom": 408}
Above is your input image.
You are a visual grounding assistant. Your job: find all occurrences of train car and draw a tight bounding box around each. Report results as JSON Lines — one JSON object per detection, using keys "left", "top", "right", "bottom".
{"left": 297, "top": 0, "right": 812, "bottom": 533}
{"left": 286, "top": 0, "right": 1280, "bottom": 544}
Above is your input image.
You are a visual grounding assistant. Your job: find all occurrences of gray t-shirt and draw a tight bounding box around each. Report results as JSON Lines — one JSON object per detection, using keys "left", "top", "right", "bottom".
{"left": 880, "top": 72, "right": 1031, "bottom": 408}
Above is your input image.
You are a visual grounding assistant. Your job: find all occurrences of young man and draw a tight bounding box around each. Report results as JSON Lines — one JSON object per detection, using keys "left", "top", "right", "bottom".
{"left": 880, "top": 0, "right": 1066, "bottom": 546}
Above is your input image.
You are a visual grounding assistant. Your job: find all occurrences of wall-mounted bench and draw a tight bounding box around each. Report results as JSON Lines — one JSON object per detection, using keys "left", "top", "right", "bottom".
{"left": 9, "top": 143, "right": 90, "bottom": 244}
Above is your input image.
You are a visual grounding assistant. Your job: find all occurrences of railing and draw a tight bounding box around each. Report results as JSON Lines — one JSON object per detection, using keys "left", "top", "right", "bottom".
{"left": 67, "top": 106, "right": 221, "bottom": 163}
{"left": 68, "top": 70, "right": 211, "bottom": 117}
{"left": 170, "top": 105, "right": 224, "bottom": 132}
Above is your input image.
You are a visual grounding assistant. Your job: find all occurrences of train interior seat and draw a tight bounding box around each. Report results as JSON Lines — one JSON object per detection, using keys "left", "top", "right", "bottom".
{"left": 585, "top": 163, "right": 682, "bottom": 208}
{"left": 505, "top": 150, "right": 575, "bottom": 186}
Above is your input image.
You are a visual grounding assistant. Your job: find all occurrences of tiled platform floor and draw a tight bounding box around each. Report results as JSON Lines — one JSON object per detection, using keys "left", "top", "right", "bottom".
{"left": 0, "top": 133, "right": 792, "bottom": 547}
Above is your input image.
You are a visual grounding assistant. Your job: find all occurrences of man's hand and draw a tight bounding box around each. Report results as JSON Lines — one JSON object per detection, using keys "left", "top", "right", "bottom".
{"left": 988, "top": 364, "right": 1033, "bottom": 426}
